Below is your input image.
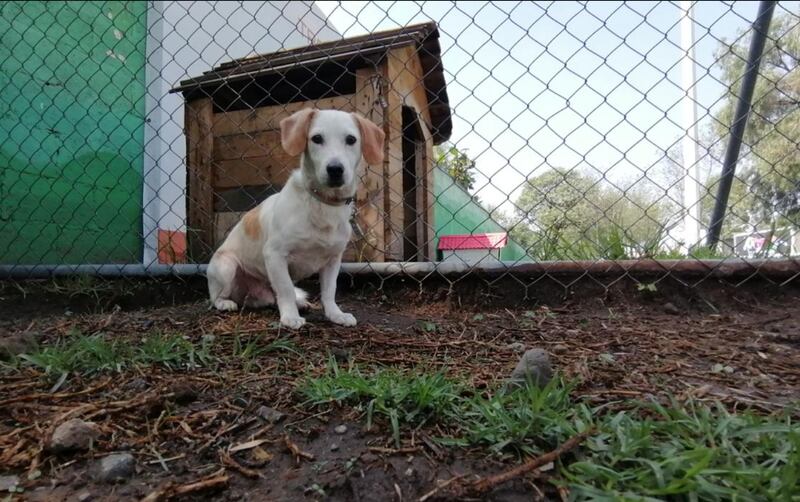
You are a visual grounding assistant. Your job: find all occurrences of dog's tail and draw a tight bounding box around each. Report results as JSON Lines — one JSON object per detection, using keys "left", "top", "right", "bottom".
{"left": 294, "top": 287, "right": 310, "bottom": 310}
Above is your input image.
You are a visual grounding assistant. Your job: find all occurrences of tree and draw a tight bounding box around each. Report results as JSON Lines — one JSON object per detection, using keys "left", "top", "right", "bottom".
{"left": 712, "top": 11, "right": 800, "bottom": 227}
{"left": 434, "top": 142, "right": 476, "bottom": 192}
{"left": 509, "top": 168, "right": 678, "bottom": 260}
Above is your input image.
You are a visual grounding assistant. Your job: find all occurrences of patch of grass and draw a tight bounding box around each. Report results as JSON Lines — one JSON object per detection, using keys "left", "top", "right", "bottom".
{"left": 301, "top": 358, "right": 464, "bottom": 446}
{"left": 449, "top": 377, "right": 582, "bottom": 455}
{"left": 300, "top": 362, "right": 800, "bottom": 499}
{"left": 564, "top": 400, "right": 800, "bottom": 500}
{"left": 231, "top": 335, "right": 300, "bottom": 371}
{"left": 16, "top": 331, "right": 211, "bottom": 376}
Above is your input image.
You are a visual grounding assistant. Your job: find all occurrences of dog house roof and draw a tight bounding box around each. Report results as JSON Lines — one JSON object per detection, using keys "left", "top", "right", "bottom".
{"left": 172, "top": 22, "right": 452, "bottom": 144}
{"left": 438, "top": 233, "right": 508, "bottom": 251}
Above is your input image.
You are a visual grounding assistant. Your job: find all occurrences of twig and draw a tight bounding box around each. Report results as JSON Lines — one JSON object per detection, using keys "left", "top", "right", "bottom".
{"left": 220, "top": 450, "right": 262, "bottom": 479}
{"left": 368, "top": 446, "right": 422, "bottom": 455}
{"left": 418, "top": 474, "right": 468, "bottom": 502}
{"left": 139, "top": 469, "right": 229, "bottom": 502}
{"left": 467, "top": 430, "right": 593, "bottom": 495}
{"left": 284, "top": 434, "right": 314, "bottom": 464}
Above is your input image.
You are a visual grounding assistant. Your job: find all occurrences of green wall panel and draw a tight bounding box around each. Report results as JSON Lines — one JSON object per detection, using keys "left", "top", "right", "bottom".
{"left": 0, "top": 1, "right": 147, "bottom": 264}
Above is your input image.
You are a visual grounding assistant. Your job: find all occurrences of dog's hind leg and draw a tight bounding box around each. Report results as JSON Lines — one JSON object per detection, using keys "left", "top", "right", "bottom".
{"left": 207, "top": 252, "right": 239, "bottom": 311}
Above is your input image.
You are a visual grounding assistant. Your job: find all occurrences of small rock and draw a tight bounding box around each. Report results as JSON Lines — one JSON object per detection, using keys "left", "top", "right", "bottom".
{"left": 506, "top": 342, "right": 526, "bottom": 353}
{"left": 334, "top": 425, "right": 348, "bottom": 435}
{"left": 330, "top": 443, "right": 339, "bottom": 452}
{"left": 0, "top": 332, "right": 38, "bottom": 359}
{"left": 551, "top": 344, "right": 568, "bottom": 354}
{"left": 124, "top": 378, "right": 148, "bottom": 392}
{"left": 663, "top": 302, "right": 680, "bottom": 315}
{"left": 507, "top": 349, "right": 553, "bottom": 390}
{"left": 94, "top": 453, "right": 135, "bottom": 483}
{"left": 0, "top": 475, "right": 20, "bottom": 491}
{"left": 257, "top": 406, "right": 286, "bottom": 424}
{"left": 168, "top": 383, "right": 199, "bottom": 404}
{"left": 49, "top": 419, "right": 99, "bottom": 453}
{"left": 77, "top": 492, "right": 93, "bottom": 502}
{"left": 404, "top": 467, "right": 414, "bottom": 477}
{"left": 331, "top": 347, "right": 351, "bottom": 362}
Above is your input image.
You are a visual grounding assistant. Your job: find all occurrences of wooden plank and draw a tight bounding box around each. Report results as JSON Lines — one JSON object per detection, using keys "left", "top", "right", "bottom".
{"left": 213, "top": 184, "right": 280, "bottom": 212}
{"left": 185, "top": 98, "right": 215, "bottom": 263}
{"left": 213, "top": 157, "right": 295, "bottom": 189}
{"left": 386, "top": 46, "right": 433, "bottom": 129}
{"left": 419, "top": 120, "right": 435, "bottom": 261}
{"left": 214, "top": 130, "right": 288, "bottom": 160}
{"left": 214, "top": 211, "right": 244, "bottom": 246}
{"left": 354, "top": 67, "right": 386, "bottom": 262}
{"left": 212, "top": 96, "right": 356, "bottom": 136}
{"left": 384, "top": 55, "right": 406, "bottom": 261}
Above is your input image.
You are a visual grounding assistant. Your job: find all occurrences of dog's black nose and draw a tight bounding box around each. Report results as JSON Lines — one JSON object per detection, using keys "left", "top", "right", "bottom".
{"left": 326, "top": 163, "right": 344, "bottom": 183}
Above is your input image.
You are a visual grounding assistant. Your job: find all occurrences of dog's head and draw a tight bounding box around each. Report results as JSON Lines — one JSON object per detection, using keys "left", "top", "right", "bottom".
{"left": 280, "top": 109, "right": 385, "bottom": 190}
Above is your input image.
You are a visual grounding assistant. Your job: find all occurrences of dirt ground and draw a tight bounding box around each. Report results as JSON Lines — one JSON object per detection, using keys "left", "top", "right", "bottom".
{"left": 0, "top": 274, "right": 798, "bottom": 501}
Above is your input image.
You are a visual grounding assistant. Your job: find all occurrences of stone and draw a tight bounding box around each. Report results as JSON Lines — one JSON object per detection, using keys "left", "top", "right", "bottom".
{"left": 330, "top": 443, "right": 339, "bottom": 452}
{"left": 0, "top": 332, "right": 38, "bottom": 359}
{"left": 77, "top": 492, "right": 94, "bottom": 502}
{"left": 0, "top": 475, "right": 20, "bottom": 491}
{"left": 506, "top": 342, "right": 526, "bottom": 353}
{"left": 94, "top": 453, "right": 135, "bottom": 483}
{"left": 49, "top": 419, "right": 99, "bottom": 453}
{"left": 257, "top": 406, "right": 286, "bottom": 424}
{"left": 334, "top": 425, "right": 348, "bottom": 435}
{"left": 507, "top": 349, "right": 553, "bottom": 389}
{"left": 663, "top": 302, "right": 680, "bottom": 315}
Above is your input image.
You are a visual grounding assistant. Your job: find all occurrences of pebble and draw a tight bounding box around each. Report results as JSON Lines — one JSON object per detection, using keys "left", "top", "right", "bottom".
{"left": 49, "top": 419, "right": 99, "bottom": 453}
{"left": 95, "top": 453, "right": 135, "bottom": 483}
{"left": 0, "top": 332, "right": 38, "bottom": 359}
{"left": 0, "top": 475, "right": 20, "bottom": 491}
{"left": 330, "top": 443, "right": 339, "bottom": 452}
{"left": 334, "top": 425, "right": 348, "bottom": 435}
{"left": 507, "top": 348, "right": 553, "bottom": 390}
{"left": 77, "top": 492, "right": 93, "bottom": 502}
{"left": 258, "top": 406, "right": 286, "bottom": 424}
{"left": 663, "top": 302, "right": 680, "bottom": 315}
{"left": 506, "top": 342, "right": 526, "bottom": 353}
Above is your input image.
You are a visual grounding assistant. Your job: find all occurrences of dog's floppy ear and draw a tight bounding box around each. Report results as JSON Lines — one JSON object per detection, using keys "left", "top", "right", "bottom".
{"left": 351, "top": 113, "right": 385, "bottom": 165}
{"left": 280, "top": 108, "right": 317, "bottom": 156}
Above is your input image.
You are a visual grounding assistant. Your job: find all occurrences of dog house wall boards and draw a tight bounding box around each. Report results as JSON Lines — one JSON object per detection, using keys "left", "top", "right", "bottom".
{"left": 171, "top": 22, "right": 452, "bottom": 263}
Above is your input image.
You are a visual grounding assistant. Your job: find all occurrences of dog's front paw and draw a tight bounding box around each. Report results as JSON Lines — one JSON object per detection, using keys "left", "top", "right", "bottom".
{"left": 328, "top": 312, "right": 357, "bottom": 327}
{"left": 214, "top": 299, "right": 239, "bottom": 311}
{"left": 280, "top": 316, "right": 306, "bottom": 329}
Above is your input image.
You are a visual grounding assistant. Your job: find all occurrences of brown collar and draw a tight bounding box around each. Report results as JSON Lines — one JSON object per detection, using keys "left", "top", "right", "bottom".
{"left": 309, "top": 187, "right": 355, "bottom": 207}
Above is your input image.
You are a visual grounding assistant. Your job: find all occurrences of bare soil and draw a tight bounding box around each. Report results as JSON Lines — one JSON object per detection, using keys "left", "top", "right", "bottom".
{"left": 1, "top": 275, "right": 798, "bottom": 501}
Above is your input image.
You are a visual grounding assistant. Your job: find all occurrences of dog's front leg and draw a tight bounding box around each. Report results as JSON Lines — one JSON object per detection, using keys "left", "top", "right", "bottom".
{"left": 264, "top": 248, "right": 305, "bottom": 329}
{"left": 320, "top": 256, "right": 356, "bottom": 327}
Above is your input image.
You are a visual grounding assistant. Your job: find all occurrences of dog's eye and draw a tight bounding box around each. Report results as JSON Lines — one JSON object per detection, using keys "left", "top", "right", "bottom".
{"left": 311, "top": 134, "right": 324, "bottom": 145}
{"left": 345, "top": 135, "right": 357, "bottom": 146}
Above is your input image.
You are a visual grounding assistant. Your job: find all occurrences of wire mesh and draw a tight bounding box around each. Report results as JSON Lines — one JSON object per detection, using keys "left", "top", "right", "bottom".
{"left": 0, "top": 1, "right": 798, "bottom": 290}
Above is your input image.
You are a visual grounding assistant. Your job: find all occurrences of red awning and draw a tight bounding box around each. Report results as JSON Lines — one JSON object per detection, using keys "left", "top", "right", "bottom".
{"left": 438, "top": 232, "right": 507, "bottom": 250}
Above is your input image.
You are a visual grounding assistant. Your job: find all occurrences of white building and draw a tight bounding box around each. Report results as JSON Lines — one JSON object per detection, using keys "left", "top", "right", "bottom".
{"left": 143, "top": 1, "right": 339, "bottom": 264}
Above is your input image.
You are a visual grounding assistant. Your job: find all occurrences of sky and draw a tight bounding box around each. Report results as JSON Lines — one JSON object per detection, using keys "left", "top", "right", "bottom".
{"left": 313, "top": 1, "right": 798, "bottom": 213}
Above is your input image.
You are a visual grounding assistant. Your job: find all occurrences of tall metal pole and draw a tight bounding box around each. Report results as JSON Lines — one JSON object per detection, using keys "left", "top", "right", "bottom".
{"left": 706, "top": 0, "right": 777, "bottom": 250}
{"left": 680, "top": 1, "right": 701, "bottom": 253}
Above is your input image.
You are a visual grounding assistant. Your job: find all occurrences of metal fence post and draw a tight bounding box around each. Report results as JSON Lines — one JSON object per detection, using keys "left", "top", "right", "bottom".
{"left": 706, "top": 0, "right": 777, "bottom": 250}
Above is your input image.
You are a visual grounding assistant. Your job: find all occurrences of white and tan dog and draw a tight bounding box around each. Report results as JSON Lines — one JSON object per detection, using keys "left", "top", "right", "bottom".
{"left": 206, "top": 108, "right": 384, "bottom": 329}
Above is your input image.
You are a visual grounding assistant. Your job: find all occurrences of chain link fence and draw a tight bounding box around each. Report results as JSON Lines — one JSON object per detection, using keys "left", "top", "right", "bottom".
{"left": 1, "top": 1, "right": 799, "bottom": 289}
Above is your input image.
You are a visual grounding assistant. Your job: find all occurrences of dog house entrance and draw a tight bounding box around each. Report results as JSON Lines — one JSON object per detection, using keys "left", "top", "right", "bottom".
{"left": 402, "top": 107, "right": 425, "bottom": 261}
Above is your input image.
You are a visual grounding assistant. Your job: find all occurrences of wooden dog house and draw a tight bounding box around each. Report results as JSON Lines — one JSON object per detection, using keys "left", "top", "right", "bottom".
{"left": 172, "top": 22, "right": 452, "bottom": 263}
